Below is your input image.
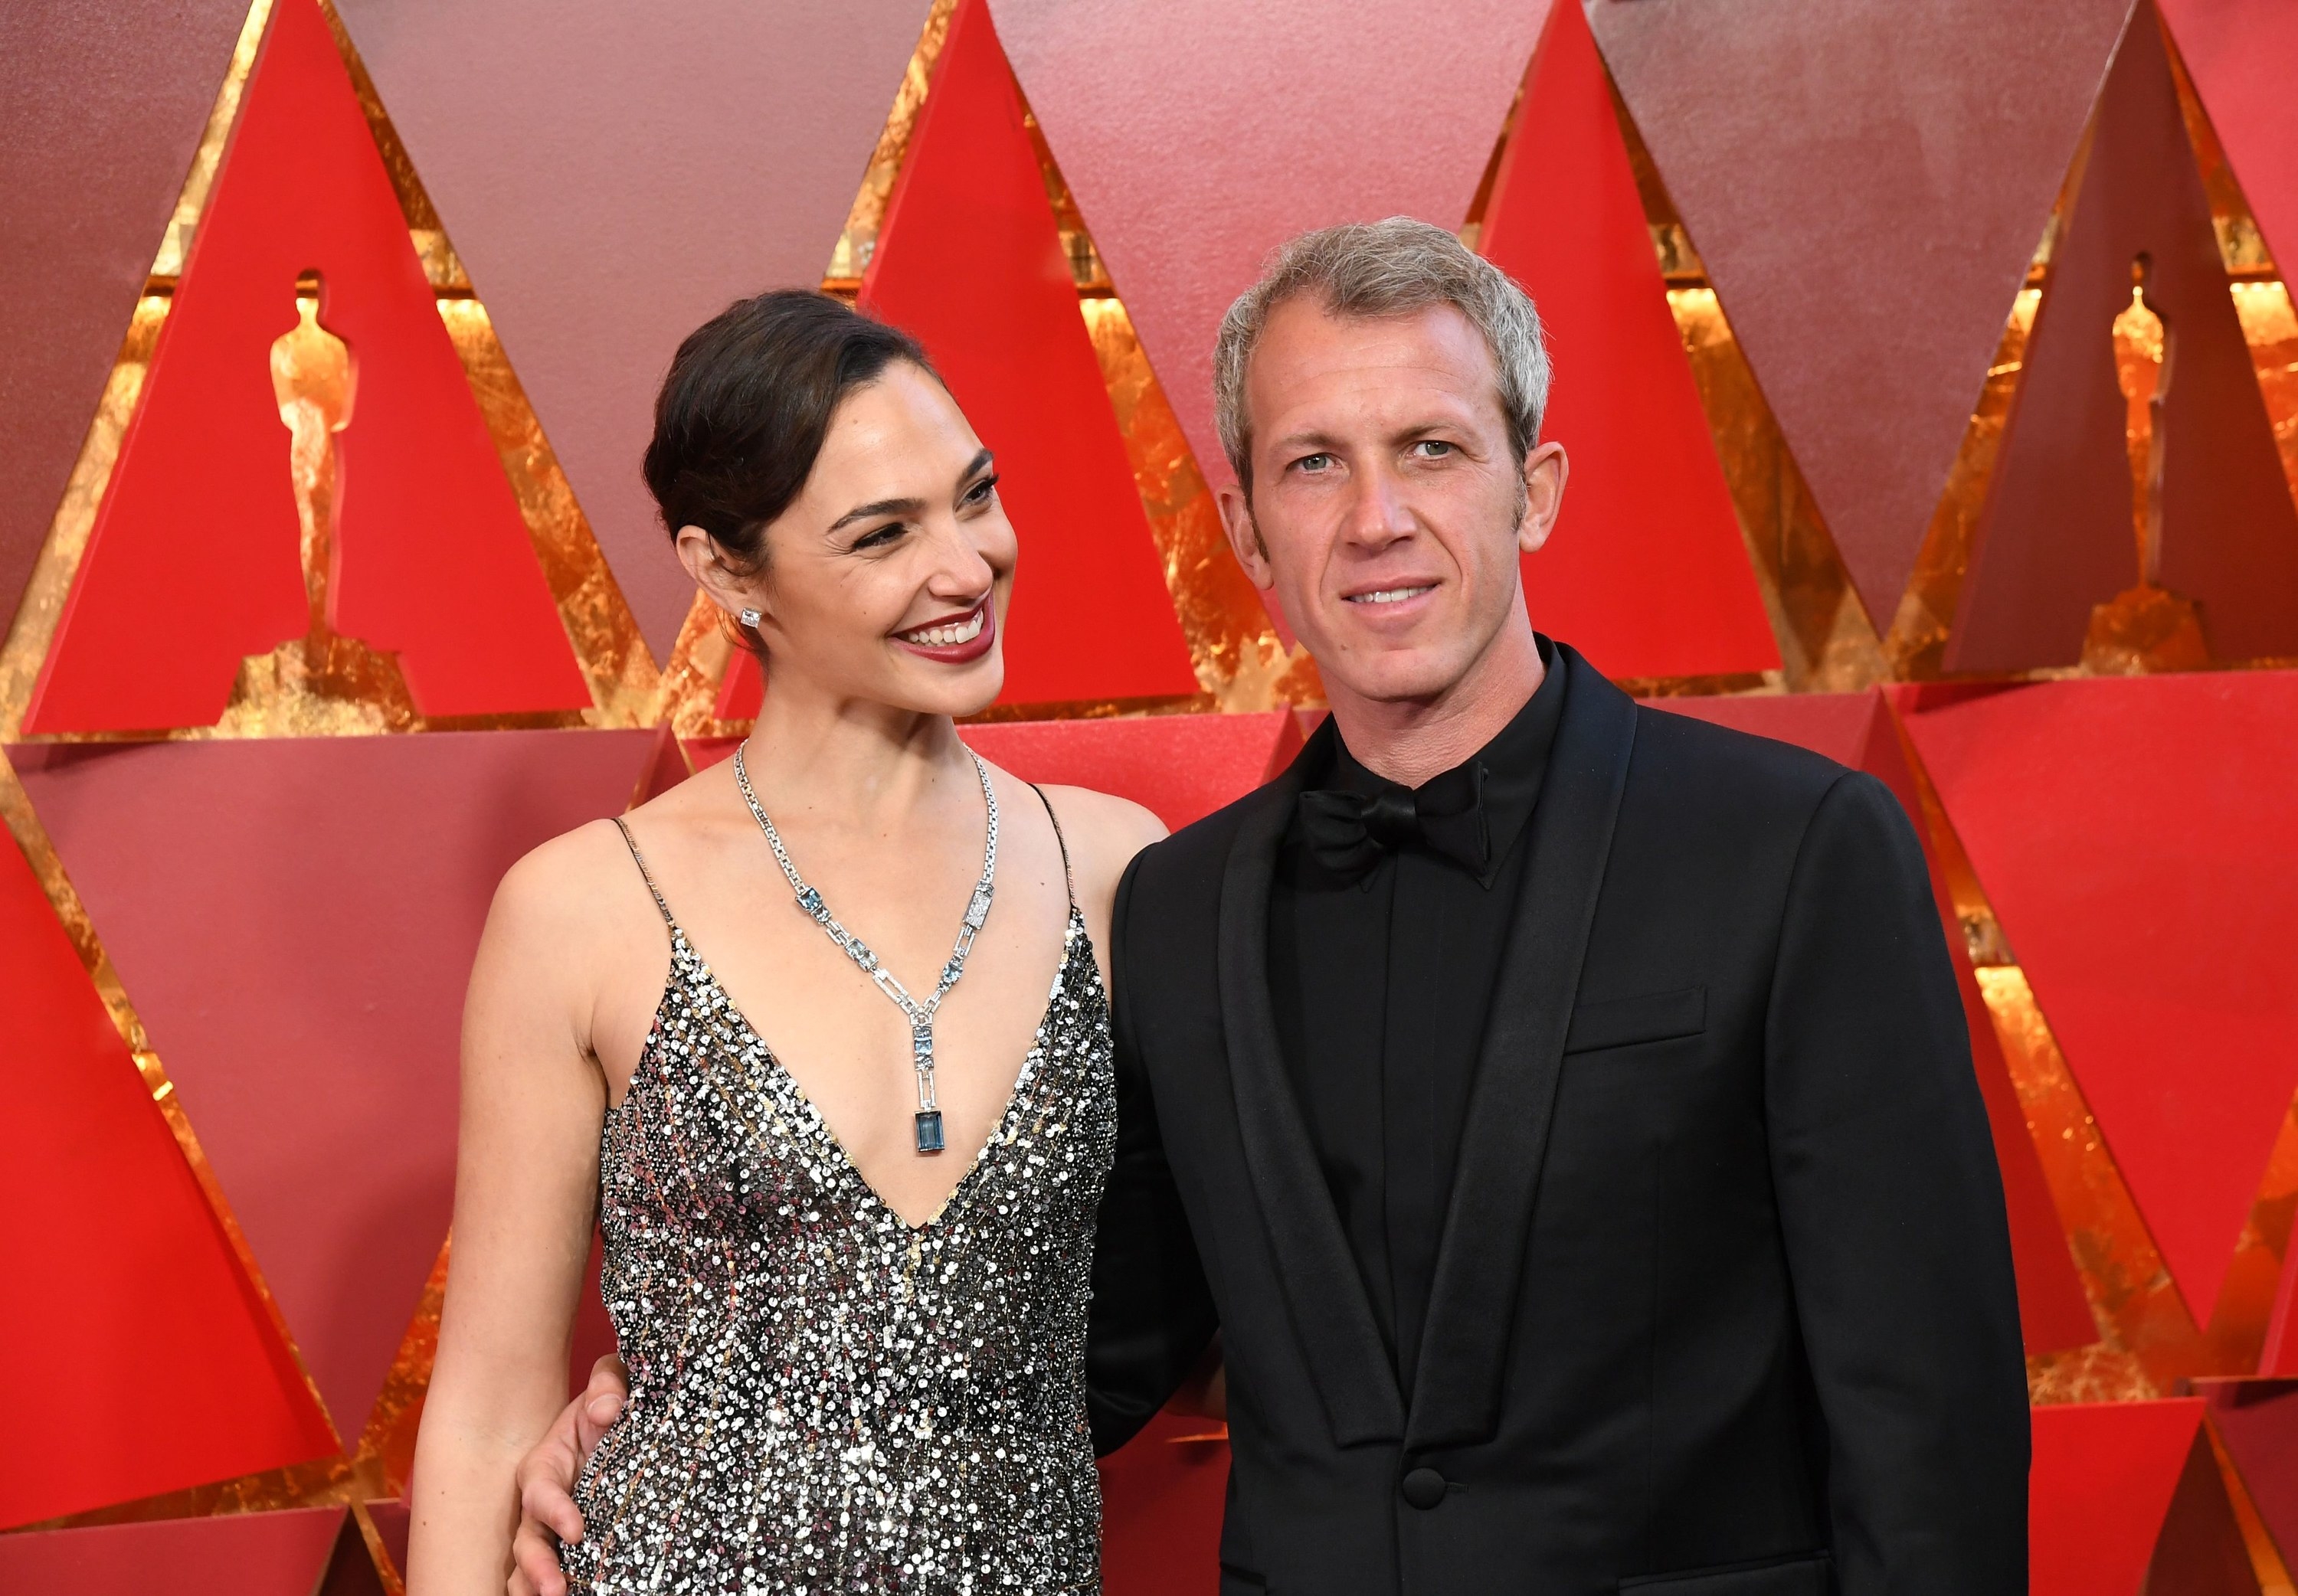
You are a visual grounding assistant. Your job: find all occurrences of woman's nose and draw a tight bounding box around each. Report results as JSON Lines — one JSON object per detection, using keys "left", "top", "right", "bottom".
{"left": 925, "top": 513, "right": 998, "bottom": 597}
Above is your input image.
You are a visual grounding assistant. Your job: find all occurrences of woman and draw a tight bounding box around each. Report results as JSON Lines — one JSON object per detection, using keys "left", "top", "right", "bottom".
{"left": 407, "top": 290, "right": 1164, "bottom": 1593}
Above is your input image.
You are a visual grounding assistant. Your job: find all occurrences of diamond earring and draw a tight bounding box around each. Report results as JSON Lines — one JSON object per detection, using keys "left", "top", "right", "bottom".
{"left": 738, "top": 607, "right": 761, "bottom": 628}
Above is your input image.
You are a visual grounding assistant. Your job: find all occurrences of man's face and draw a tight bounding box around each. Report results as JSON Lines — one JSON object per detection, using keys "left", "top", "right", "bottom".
{"left": 1218, "top": 298, "right": 1565, "bottom": 707}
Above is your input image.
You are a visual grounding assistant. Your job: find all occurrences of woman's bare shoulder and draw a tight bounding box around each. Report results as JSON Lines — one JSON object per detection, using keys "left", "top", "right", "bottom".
{"left": 1027, "top": 783, "right": 1166, "bottom": 897}
{"left": 485, "top": 816, "right": 653, "bottom": 958}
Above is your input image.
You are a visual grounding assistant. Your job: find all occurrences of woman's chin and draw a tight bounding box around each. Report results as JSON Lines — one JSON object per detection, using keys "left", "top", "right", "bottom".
{"left": 885, "top": 654, "right": 1004, "bottom": 721}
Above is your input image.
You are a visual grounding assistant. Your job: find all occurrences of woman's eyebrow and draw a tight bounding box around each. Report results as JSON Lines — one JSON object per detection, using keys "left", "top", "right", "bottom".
{"left": 827, "top": 495, "right": 925, "bottom": 533}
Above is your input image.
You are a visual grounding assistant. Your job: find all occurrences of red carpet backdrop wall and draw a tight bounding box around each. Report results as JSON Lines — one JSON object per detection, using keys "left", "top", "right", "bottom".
{"left": 3, "top": 0, "right": 2296, "bottom": 1588}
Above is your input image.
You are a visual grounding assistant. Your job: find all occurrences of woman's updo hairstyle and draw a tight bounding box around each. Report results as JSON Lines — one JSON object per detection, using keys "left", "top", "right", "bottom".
{"left": 643, "top": 289, "right": 933, "bottom": 574}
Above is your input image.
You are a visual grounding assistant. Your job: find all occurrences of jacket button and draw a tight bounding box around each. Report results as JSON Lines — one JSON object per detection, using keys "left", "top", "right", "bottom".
{"left": 1400, "top": 1467, "right": 1448, "bottom": 1509}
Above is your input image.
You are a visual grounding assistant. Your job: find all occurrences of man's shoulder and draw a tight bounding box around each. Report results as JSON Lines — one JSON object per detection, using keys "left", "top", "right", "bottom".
{"left": 1124, "top": 777, "right": 1281, "bottom": 906}
{"left": 1625, "top": 699, "right": 1862, "bottom": 823}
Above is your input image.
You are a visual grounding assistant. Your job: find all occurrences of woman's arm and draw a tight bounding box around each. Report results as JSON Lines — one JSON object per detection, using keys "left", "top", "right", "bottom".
{"left": 407, "top": 838, "right": 619, "bottom": 1595}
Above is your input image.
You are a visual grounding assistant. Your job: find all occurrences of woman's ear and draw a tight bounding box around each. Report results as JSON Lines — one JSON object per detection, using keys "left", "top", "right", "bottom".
{"left": 674, "top": 523, "right": 765, "bottom": 626}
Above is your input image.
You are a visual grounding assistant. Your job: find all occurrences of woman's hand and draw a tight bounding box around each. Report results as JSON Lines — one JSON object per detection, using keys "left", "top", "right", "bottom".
{"left": 507, "top": 1356, "right": 629, "bottom": 1596}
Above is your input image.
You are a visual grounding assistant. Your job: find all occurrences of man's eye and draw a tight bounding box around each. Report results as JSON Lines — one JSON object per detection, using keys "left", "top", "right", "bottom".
{"left": 1413, "top": 440, "right": 1455, "bottom": 458}
{"left": 1293, "top": 453, "right": 1334, "bottom": 473}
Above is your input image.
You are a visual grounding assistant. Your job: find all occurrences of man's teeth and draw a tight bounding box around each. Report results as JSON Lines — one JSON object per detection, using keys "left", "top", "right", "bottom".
{"left": 899, "top": 609, "right": 985, "bottom": 647}
{"left": 1348, "top": 585, "right": 1435, "bottom": 605}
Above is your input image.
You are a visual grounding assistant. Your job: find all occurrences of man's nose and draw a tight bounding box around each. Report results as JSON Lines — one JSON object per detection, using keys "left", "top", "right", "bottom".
{"left": 1340, "top": 462, "right": 1413, "bottom": 550}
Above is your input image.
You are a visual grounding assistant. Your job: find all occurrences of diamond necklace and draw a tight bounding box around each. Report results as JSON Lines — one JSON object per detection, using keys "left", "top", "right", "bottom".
{"left": 732, "top": 740, "right": 998, "bottom": 1156}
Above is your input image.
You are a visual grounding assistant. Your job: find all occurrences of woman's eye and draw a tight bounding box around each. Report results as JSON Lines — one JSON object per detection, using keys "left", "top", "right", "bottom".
{"left": 851, "top": 524, "right": 905, "bottom": 551}
{"left": 961, "top": 473, "right": 1000, "bottom": 505}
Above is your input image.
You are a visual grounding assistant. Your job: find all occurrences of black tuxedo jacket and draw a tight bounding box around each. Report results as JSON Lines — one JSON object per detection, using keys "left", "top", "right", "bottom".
{"left": 1086, "top": 649, "right": 2029, "bottom": 1595}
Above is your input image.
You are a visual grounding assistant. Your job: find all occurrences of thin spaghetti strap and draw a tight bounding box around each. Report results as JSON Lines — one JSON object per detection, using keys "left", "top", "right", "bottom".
{"left": 1028, "top": 783, "right": 1078, "bottom": 913}
{"left": 611, "top": 816, "right": 676, "bottom": 927}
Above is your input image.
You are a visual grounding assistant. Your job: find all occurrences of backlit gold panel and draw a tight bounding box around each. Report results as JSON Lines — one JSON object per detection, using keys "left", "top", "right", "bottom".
{"left": 1023, "top": 110, "right": 1115, "bottom": 296}
{"left": 359, "top": 1236, "right": 451, "bottom": 1501}
{"left": 1979, "top": 963, "right": 2192, "bottom": 1394}
{"left": 1880, "top": 291, "right": 2039, "bottom": 679}
{"left": 440, "top": 298, "right": 659, "bottom": 726}
{"left": 147, "top": 1, "right": 272, "bottom": 286}
{"left": 353, "top": 1500, "right": 410, "bottom": 1596}
{"left": 1668, "top": 288, "right": 1883, "bottom": 693}
{"left": 823, "top": 0, "right": 958, "bottom": 286}
{"left": 319, "top": 0, "right": 470, "bottom": 292}
{"left": 22, "top": 1454, "right": 362, "bottom": 1533}
{"left": 1082, "top": 297, "right": 1321, "bottom": 711}
{"left": 653, "top": 594, "right": 751, "bottom": 743}
{"left": 2237, "top": 280, "right": 2298, "bottom": 506}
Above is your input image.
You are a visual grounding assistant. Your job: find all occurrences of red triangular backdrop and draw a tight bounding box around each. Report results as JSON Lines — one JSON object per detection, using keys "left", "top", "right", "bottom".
{"left": 0, "top": 824, "right": 335, "bottom": 1527}
{"left": 1481, "top": 0, "right": 1777, "bottom": 682}
{"left": 12, "top": 730, "right": 659, "bottom": 1435}
{"left": 2030, "top": 1400, "right": 2211, "bottom": 1596}
{"left": 26, "top": 0, "right": 586, "bottom": 734}
{"left": 1906, "top": 672, "right": 2298, "bottom": 1326}
{"left": 859, "top": 0, "right": 1196, "bottom": 708}
{"left": 2158, "top": 0, "right": 2298, "bottom": 293}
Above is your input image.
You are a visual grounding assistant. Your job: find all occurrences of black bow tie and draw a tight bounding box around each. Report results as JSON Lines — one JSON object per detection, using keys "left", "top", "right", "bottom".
{"left": 1298, "top": 766, "right": 1490, "bottom": 885}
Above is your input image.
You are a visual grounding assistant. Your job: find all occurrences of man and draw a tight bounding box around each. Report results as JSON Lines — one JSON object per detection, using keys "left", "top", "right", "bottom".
{"left": 511, "top": 220, "right": 2028, "bottom": 1594}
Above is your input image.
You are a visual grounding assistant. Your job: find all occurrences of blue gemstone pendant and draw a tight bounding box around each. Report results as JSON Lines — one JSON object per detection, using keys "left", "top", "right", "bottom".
{"left": 914, "top": 1110, "right": 945, "bottom": 1154}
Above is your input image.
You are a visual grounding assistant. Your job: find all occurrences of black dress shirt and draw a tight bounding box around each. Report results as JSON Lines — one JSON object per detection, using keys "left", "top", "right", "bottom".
{"left": 1268, "top": 639, "right": 1566, "bottom": 1390}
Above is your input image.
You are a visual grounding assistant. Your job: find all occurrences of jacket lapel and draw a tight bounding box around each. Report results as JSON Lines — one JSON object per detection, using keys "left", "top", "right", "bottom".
{"left": 1219, "top": 721, "right": 1406, "bottom": 1446}
{"left": 1406, "top": 649, "right": 1638, "bottom": 1450}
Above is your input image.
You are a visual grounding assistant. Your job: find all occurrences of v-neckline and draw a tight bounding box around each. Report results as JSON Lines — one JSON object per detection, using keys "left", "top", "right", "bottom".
{"left": 619, "top": 909, "right": 1091, "bottom": 1234}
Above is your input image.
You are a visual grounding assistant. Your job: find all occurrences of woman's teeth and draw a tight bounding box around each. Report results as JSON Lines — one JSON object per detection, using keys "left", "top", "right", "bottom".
{"left": 899, "top": 608, "right": 984, "bottom": 647}
{"left": 1348, "top": 585, "right": 1434, "bottom": 605}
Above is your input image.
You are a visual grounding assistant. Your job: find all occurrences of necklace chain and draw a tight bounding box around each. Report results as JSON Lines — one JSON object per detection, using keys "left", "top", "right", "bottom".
{"left": 732, "top": 741, "right": 997, "bottom": 1155}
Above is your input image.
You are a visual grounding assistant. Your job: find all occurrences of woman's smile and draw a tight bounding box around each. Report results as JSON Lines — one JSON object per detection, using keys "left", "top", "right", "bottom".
{"left": 892, "top": 597, "right": 996, "bottom": 663}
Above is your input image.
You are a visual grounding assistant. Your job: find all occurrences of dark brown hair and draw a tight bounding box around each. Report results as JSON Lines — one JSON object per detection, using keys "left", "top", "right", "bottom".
{"left": 643, "top": 289, "right": 932, "bottom": 572}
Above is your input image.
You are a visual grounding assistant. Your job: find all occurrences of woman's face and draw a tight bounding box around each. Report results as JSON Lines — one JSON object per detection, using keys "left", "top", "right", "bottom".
{"left": 686, "top": 361, "right": 1017, "bottom": 718}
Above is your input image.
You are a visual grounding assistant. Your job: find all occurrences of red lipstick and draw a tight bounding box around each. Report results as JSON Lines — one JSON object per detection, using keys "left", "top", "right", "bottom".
{"left": 892, "top": 599, "right": 997, "bottom": 665}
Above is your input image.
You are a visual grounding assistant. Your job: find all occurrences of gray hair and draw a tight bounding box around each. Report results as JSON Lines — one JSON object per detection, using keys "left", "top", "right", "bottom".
{"left": 1212, "top": 217, "right": 1550, "bottom": 492}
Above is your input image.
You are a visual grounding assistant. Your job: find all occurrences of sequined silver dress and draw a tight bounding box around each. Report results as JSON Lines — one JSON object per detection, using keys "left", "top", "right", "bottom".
{"left": 563, "top": 813, "right": 1115, "bottom": 1594}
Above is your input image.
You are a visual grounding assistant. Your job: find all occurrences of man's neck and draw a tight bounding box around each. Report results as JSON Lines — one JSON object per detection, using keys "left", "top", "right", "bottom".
{"left": 1324, "top": 618, "right": 1547, "bottom": 789}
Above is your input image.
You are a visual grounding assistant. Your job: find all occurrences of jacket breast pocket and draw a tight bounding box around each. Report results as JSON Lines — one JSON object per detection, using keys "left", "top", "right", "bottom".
{"left": 1563, "top": 985, "right": 1706, "bottom": 1054}
{"left": 1618, "top": 1550, "right": 1832, "bottom": 1594}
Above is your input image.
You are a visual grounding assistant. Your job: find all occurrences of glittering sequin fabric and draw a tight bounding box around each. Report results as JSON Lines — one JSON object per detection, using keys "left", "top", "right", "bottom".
{"left": 561, "top": 901, "right": 1115, "bottom": 1594}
